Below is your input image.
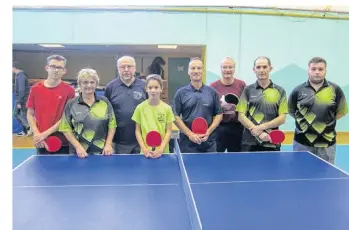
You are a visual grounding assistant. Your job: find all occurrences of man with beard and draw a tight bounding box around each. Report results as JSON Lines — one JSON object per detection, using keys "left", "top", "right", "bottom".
{"left": 104, "top": 56, "right": 147, "bottom": 154}
{"left": 236, "top": 56, "right": 288, "bottom": 152}
{"left": 210, "top": 57, "right": 246, "bottom": 152}
{"left": 173, "top": 58, "right": 223, "bottom": 153}
{"left": 27, "top": 55, "right": 75, "bottom": 154}
{"left": 288, "top": 57, "right": 348, "bottom": 164}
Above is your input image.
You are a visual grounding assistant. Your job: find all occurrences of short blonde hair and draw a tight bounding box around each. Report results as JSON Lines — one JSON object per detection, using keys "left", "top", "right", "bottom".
{"left": 77, "top": 68, "right": 100, "bottom": 85}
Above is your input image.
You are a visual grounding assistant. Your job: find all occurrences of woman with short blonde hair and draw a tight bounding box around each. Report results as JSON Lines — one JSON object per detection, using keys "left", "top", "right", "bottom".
{"left": 59, "top": 68, "right": 117, "bottom": 158}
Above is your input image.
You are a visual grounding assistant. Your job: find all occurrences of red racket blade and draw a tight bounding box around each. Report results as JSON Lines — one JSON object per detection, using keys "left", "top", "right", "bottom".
{"left": 146, "top": 131, "right": 162, "bottom": 151}
{"left": 191, "top": 117, "right": 208, "bottom": 134}
{"left": 45, "top": 136, "right": 62, "bottom": 152}
{"left": 269, "top": 130, "right": 285, "bottom": 144}
{"left": 225, "top": 93, "right": 239, "bottom": 105}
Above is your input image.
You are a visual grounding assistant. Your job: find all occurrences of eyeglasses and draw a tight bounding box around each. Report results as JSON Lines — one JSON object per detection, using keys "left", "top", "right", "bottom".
{"left": 222, "top": 65, "right": 235, "bottom": 70}
{"left": 118, "top": 65, "right": 135, "bottom": 70}
{"left": 81, "top": 80, "right": 97, "bottom": 86}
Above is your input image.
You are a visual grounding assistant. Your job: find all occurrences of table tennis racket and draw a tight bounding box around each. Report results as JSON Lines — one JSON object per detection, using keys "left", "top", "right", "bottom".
{"left": 191, "top": 117, "right": 208, "bottom": 135}
{"left": 224, "top": 93, "right": 239, "bottom": 105}
{"left": 44, "top": 136, "right": 62, "bottom": 152}
{"left": 268, "top": 130, "right": 285, "bottom": 144}
{"left": 146, "top": 131, "right": 162, "bottom": 151}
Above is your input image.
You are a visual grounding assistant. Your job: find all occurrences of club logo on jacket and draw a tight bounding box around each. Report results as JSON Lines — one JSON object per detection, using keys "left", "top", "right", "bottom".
{"left": 133, "top": 91, "right": 143, "bottom": 100}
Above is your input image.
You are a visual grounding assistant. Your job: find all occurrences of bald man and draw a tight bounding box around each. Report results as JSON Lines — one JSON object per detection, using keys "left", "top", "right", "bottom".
{"left": 104, "top": 56, "right": 147, "bottom": 154}
{"left": 236, "top": 57, "right": 288, "bottom": 152}
{"left": 210, "top": 57, "right": 246, "bottom": 152}
{"left": 173, "top": 58, "right": 223, "bottom": 153}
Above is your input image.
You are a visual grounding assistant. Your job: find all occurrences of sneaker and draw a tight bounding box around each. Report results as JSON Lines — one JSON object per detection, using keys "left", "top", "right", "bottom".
{"left": 15, "top": 131, "right": 27, "bottom": 137}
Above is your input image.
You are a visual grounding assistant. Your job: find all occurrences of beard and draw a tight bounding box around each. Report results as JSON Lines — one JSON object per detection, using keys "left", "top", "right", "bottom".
{"left": 309, "top": 76, "right": 324, "bottom": 85}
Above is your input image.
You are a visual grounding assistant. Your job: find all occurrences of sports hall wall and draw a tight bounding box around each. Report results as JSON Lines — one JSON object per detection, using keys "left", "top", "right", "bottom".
{"left": 13, "top": 9, "right": 349, "bottom": 136}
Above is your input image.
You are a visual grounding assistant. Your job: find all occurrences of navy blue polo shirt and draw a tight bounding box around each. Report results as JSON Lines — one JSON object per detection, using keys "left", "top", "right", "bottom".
{"left": 104, "top": 77, "right": 147, "bottom": 145}
{"left": 173, "top": 83, "right": 222, "bottom": 144}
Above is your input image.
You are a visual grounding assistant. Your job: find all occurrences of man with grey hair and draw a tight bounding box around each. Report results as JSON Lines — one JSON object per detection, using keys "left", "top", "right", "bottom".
{"left": 210, "top": 57, "right": 246, "bottom": 152}
{"left": 27, "top": 55, "right": 75, "bottom": 154}
{"left": 105, "top": 56, "right": 147, "bottom": 154}
{"left": 12, "top": 61, "right": 31, "bottom": 136}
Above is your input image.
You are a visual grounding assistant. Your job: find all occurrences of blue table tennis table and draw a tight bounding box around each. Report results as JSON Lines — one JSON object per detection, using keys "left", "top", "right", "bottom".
{"left": 13, "top": 140, "right": 349, "bottom": 230}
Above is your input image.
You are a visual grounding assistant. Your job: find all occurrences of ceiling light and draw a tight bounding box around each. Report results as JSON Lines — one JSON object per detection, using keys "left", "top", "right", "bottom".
{"left": 158, "top": 45, "right": 177, "bottom": 49}
{"left": 39, "top": 44, "right": 65, "bottom": 48}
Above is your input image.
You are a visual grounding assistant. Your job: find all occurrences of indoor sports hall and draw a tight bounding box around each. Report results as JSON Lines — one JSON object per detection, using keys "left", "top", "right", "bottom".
{"left": 12, "top": 5, "right": 349, "bottom": 230}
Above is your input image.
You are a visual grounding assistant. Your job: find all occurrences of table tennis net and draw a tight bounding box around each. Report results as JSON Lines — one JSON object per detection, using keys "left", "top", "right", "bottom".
{"left": 174, "top": 139, "right": 202, "bottom": 230}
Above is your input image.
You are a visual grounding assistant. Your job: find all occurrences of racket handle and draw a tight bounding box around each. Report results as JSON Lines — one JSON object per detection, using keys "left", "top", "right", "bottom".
{"left": 152, "top": 147, "right": 155, "bottom": 151}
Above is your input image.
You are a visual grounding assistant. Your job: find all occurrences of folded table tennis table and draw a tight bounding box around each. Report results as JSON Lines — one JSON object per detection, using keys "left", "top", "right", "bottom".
{"left": 13, "top": 140, "right": 349, "bottom": 230}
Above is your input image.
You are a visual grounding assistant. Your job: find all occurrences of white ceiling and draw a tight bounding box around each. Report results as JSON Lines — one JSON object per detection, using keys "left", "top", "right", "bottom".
{"left": 13, "top": 5, "right": 349, "bottom": 13}
{"left": 12, "top": 44, "right": 204, "bottom": 56}
{"left": 230, "top": 5, "right": 349, "bottom": 13}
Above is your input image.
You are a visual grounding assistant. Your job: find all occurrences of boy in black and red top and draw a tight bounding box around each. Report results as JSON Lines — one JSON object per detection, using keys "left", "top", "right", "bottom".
{"left": 210, "top": 57, "right": 246, "bottom": 152}
{"left": 27, "top": 55, "right": 75, "bottom": 154}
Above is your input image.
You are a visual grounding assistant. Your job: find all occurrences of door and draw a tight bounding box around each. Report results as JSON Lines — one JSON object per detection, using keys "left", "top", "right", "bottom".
{"left": 168, "top": 58, "right": 190, "bottom": 105}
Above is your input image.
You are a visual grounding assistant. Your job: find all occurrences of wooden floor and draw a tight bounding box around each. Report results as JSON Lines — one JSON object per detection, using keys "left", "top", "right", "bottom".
{"left": 12, "top": 132, "right": 349, "bottom": 148}
{"left": 13, "top": 135, "right": 35, "bottom": 148}
{"left": 12, "top": 132, "right": 180, "bottom": 148}
{"left": 13, "top": 124, "right": 181, "bottom": 148}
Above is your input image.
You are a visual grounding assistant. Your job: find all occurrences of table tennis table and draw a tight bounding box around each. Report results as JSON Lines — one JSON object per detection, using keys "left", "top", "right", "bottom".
{"left": 13, "top": 140, "right": 349, "bottom": 230}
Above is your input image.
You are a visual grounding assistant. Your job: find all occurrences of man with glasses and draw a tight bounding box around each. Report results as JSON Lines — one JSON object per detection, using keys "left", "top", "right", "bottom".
{"left": 210, "top": 57, "right": 246, "bottom": 152}
{"left": 236, "top": 56, "right": 288, "bottom": 152}
{"left": 105, "top": 56, "right": 147, "bottom": 154}
{"left": 27, "top": 55, "right": 75, "bottom": 154}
